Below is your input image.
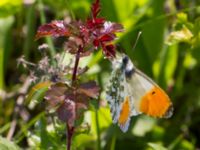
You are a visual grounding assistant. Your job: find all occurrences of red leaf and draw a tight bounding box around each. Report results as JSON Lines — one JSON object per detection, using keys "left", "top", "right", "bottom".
{"left": 87, "top": 18, "right": 105, "bottom": 29}
{"left": 57, "top": 99, "right": 76, "bottom": 127}
{"left": 93, "top": 39, "right": 100, "bottom": 47}
{"left": 43, "top": 79, "right": 101, "bottom": 128}
{"left": 35, "top": 20, "right": 70, "bottom": 40}
{"left": 91, "top": 0, "right": 100, "bottom": 19}
{"left": 89, "top": 21, "right": 123, "bottom": 58}
{"left": 93, "top": 34, "right": 114, "bottom": 48}
{"left": 100, "top": 34, "right": 115, "bottom": 42}
{"left": 102, "top": 44, "right": 116, "bottom": 58}
{"left": 78, "top": 81, "right": 100, "bottom": 99}
{"left": 45, "top": 83, "right": 67, "bottom": 108}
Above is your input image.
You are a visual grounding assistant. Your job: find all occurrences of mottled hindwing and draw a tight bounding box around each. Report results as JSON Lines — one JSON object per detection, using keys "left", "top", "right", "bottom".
{"left": 106, "top": 66, "right": 137, "bottom": 132}
{"left": 106, "top": 67, "right": 126, "bottom": 124}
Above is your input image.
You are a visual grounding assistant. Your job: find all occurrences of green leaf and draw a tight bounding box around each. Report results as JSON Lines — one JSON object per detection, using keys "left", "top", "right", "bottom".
{"left": 168, "top": 135, "right": 195, "bottom": 150}
{"left": 132, "top": 116, "right": 155, "bottom": 137}
{"left": 148, "top": 142, "right": 168, "bottom": 150}
{"left": 74, "top": 134, "right": 96, "bottom": 149}
{"left": 177, "top": 12, "right": 188, "bottom": 23}
{"left": 153, "top": 44, "right": 178, "bottom": 88}
{"left": 0, "top": 0, "right": 22, "bottom": 18}
{"left": 166, "top": 26, "right": 193, "bottom": 45}
{"left": 0, "top": 16, "right": 14, "bottom": 89}
{"left": 26, "top": 81, "right": 51, "bottom": 104}
{"left": 191, "top": 18, "right": 200, "bottom": 63}
{"left": 142, "top": 0, "right": 166, "bottom": 64}
{"left": 74, "top": 107, "right": 112, "bottom": 149}
{"left": 0, "top": 136, "right": 20, "bottom": 150}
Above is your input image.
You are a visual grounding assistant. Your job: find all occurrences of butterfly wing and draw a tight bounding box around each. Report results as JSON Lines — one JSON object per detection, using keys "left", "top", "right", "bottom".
{"left": 106, "top": 68, "right": 125, "bottom": 124}
{"left": 106, "top": 66, "right": 139, "bottom": 132}
{"left": 106, "top": 54, "right": 173, "bottom": 133}
{"left": 126, "top": 68, "right": 173, "bottom": 118}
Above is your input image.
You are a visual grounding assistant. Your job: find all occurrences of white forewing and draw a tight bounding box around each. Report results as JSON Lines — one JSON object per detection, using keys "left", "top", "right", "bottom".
{"left": 126, "top": 68, "right": 154, "bottom": 114}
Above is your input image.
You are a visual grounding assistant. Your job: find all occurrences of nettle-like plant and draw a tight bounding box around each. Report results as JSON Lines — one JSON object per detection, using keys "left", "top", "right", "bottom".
{"left": 27, "top": 0, "right": 123, "bottom": 149}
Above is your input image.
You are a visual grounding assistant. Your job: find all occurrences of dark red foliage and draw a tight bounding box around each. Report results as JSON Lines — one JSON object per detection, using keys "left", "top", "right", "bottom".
{"left": 45, "top": 81, "right": 100, "bottom": 128}
{"left": 35, "top": 0, "right": 124, "bottom": 59}
{"left": 87, "top": 18, "right": 105, "bottom": 28}
{"left": 103, "top": 44, "right": 116, "bottom": 58}
{"left": 57, "top": 99, "right": 76, "bottom": 127}
{"left": 93, "top": 34, "right": 115, "bottom": 47}
{"left": 79, "top": 81, "right": 100, "bottom": 99}
{"left": 35, "top": 21, "right": 70, "bottom": 40}
{"left": 45, "top": 83, "right": 66, "bottom": 108}
{"left": 91, "top": 0, "right": 100, "bottom": 19}
{"left": 34, "top": 0, "right": 124, "bottom": 149}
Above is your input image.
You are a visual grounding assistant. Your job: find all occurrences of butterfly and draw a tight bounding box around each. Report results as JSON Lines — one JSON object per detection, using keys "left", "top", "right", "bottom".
{"left": 106, "top": 54, "right": 173, "bottom": 132}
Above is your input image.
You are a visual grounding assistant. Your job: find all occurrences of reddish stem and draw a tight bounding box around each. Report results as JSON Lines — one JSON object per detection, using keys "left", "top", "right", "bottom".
{"left": 72, "top": 46, "right": 82, "bottom": 84}
{"left": 67, "top": 123, "right": 74, "bottom": 150}
{"left": 67, "top": 46, "right": 82, "bottom": 150}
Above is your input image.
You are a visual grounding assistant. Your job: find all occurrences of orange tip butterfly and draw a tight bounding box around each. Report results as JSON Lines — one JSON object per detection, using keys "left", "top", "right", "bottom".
{"left": 106, "top": 55, "right": 173, "bottom": 132}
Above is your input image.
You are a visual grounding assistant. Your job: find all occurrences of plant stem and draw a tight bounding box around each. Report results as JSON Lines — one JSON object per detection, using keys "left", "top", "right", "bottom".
{"left": 110, "top": 134, "right": 116, "bottom": 150}
{"left": 72, "top": 46, "right": 82, "bottom": 84}
{"left": 66, "top": 46, "right": 82, "bottom": 150}
{"left": 66, "top": 123, "right": 74, "bottom": 150}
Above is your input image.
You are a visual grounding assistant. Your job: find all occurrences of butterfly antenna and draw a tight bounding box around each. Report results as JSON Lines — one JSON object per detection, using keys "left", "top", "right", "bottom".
{"left": 131, "top": 31, "right": 142, "bottom": 52}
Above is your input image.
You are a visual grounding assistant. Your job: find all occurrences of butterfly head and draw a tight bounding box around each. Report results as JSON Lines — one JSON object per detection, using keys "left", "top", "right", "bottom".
{"left": 113, "top": 54, "right": 135, "bottom": 75}
{"left": 121, "top": 55, "right": 135, "bottom": 78}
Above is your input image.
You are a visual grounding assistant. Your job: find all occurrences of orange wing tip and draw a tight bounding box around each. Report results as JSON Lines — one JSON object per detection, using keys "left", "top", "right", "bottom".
{"left": 139, "top": 86, "right": 173, "bottom": 118}
{"left": 118, "top": 96, "right": 131, "bottom": 132}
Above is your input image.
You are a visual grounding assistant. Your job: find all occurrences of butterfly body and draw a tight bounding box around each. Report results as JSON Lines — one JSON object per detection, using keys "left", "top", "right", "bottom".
{"left": 106, "top": 55, "right": 173, "bottom": 132}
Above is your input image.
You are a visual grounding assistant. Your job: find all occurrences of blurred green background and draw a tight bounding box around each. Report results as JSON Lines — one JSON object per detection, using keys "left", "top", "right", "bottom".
{"left": 0, "top": 0, "right": 200, "bottom": 149}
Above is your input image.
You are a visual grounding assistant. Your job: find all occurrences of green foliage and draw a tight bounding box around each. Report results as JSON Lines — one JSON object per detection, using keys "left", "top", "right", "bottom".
{"left": 26, "top": 81, "right": 52, "bottom": 104}
{"left": 0, "top": 0, "right": 22, "bottom": 18}
{"left": 0, "top": 136, "right": 20, "bottom": 150}
{"left": 0, "top": 0, "right": 200, "bottom": 149}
